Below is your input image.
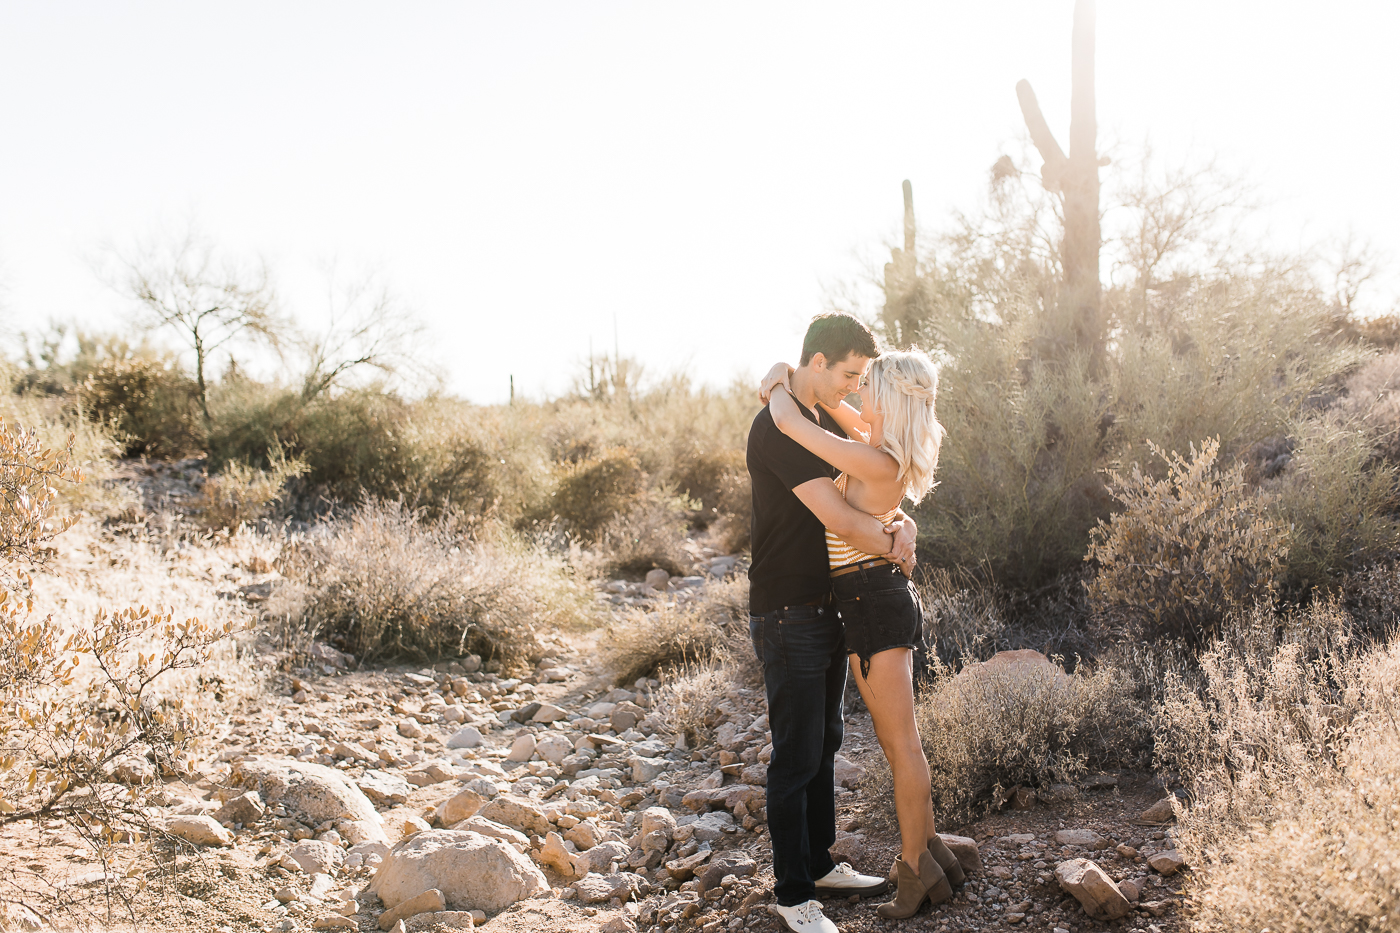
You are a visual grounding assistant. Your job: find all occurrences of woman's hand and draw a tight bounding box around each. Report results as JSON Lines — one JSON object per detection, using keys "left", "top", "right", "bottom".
{"left": 758, "top": 362, "right": 795, "bottom": 404}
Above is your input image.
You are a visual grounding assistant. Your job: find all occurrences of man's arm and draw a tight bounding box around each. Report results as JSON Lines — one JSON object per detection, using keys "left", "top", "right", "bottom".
{"left": 792, "top": 478, "right": 917, "bottom": 566}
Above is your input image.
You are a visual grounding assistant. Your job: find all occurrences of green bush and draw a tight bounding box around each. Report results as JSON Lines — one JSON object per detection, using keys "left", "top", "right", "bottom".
{"left": 538, "top": 447, "right": 645, "bottom": 539}
{"left": 1086, "top": 438, "right": 1287, "bottom": 643}
{"left": 78, "top": 356, "right": 203, "bottom": 458}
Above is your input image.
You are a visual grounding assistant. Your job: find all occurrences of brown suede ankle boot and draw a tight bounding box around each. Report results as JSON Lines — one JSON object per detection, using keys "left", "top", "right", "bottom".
{"left": 876, "top": 850, "right": 951, "bottom": 919}
{"left": 928, "top": 834, "right": 966, "bottom": 887}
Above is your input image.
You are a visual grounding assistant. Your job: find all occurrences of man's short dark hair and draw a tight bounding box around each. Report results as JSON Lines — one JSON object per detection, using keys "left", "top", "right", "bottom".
{"left": 800, "top": 312, "right": 879, "bottom": 367}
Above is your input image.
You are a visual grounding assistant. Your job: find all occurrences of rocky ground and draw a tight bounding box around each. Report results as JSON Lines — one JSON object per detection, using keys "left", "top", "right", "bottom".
{"left": 1, "top": 464, "right": 1189, "bottom": 933}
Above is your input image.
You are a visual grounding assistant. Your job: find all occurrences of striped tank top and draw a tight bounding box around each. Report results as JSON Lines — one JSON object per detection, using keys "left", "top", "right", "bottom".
{"left": 826, "top": 473, "right": 902, "bottom": 570}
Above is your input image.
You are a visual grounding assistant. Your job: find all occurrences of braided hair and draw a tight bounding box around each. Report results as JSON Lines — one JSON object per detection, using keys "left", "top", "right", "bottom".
{"left": 867, "top": 348, "right": 945, "bottom": 504}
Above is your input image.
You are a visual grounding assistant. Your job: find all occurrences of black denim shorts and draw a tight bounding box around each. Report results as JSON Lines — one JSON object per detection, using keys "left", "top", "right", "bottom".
{"left": 832, "top": 562, "right": 925, "bottom": 681}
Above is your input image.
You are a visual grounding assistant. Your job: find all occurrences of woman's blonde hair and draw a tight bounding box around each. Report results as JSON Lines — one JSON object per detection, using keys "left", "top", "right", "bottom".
{"left": 868, "top": 348, "right": 945, "bottom": 505}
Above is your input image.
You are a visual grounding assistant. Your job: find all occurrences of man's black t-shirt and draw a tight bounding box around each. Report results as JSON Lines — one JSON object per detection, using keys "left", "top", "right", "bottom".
{"left": 746, "top": 401, "right": 848, "bottom": 613}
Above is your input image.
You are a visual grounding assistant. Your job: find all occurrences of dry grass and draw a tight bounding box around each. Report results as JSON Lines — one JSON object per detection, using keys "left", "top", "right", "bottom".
{"left": 1165, "top": 609, "right": 1400, "bottom": 932}
{"left": 872, "top": 653, "right": 1149, "bottom": 826}
{"left": 283, "top": 498, "right": 602, "bottom": 669}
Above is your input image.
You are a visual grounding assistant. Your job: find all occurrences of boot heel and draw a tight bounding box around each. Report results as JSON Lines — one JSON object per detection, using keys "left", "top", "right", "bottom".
{"left": 929, "top": 834, "right": 966, "bottom": 887}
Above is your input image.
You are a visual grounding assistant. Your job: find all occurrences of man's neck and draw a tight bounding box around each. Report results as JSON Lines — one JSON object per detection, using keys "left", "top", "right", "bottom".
{"left": 788, "top": 366, "right": 821, "bottom": 415}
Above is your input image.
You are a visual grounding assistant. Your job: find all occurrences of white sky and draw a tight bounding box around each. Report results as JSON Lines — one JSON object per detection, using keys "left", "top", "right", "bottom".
{"left": 1, "top": 1, "right": 1397, "bottom": 404}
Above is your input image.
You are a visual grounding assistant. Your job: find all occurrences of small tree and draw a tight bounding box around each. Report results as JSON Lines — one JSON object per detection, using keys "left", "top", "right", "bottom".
{"left": 298, "top": 268, "right": 427, "bottom": 403}
{"left": 115, "top": 229, "right": 281, "bottom": 427}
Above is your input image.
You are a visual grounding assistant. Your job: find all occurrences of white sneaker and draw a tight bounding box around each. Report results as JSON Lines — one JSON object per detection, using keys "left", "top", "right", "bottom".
{"left": 770, "top": 899, "right": 839, "bottom": 933}
{"left": 813, "top": 862, "right": 889, "bottom": 895}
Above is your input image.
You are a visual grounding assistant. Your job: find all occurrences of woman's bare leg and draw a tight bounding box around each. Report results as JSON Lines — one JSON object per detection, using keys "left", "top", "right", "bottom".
{"left": 848, "top": 648, "right": 935, "bottom": 867}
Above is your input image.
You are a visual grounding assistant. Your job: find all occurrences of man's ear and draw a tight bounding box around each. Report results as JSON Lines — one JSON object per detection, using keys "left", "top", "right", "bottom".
{"left": 809, "top": 352, "right": 827, "bottom": 372}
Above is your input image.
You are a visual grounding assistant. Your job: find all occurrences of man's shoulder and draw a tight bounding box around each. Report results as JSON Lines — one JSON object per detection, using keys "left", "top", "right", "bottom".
{"left": 747, "top": 406, "right": 777, "bottom": 450}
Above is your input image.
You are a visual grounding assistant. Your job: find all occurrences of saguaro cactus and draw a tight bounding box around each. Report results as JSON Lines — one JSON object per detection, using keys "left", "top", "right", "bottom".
{"left": 1017, "top": 0, "right": 1102, "bottom": 361}
{"left": 882, "top": 179, "right": 922, "bottom": 347}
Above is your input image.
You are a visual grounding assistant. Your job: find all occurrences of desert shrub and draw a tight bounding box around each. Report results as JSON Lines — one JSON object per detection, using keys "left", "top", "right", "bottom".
{"left": 1086, "top": 437, "right": 1288, "bottom": 643}
{"left": 0, "top": 416, "right": 233, "bottom": 922}
{"left": 193, "top": 448, "right": 308, "bottom": 530}
{"left": 598, "top": 493, "right": 693, "bottom": 578}
{"left": 887, "top": 653, "right": 1148, "bottom": 825}
{"left": 916, "top": 569, "right": 1007, "bottom": 667}
{"left": 1268, "top": 417, "right": 1400, "bottom": 594}
{"left": 79, "top": 356, "right": 203, "bottom": 457}
{"left": 541, "top": 447, "right": 645, "bottom": 539}
{"left": 600, "top": 576, "right": 751, "bottom": 686}
{"left": 287, "top": 499, "right": 600, "bottom": 667}
{"left": 1157, "top": 601, "right": 1400, "bottom": 932}
{"left": 0, "top": 392, "right": 126, "bottom": 516}
{"left": 1181, "top": 640, "right": 1400, "bottom": 933}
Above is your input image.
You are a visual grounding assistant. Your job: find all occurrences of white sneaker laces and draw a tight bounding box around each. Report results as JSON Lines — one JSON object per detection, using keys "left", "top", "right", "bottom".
{"left": 795, "top": 901, "right": 825, "bottom": 925}
{"left": 826, "top": 864, "right": 859, "bottom": 879}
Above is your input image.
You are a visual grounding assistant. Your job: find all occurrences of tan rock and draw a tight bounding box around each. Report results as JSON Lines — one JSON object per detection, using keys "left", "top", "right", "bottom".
{"left": 1055, "top": 858, "right": 1132, "bottom": 920}
{"left": 1140, "top": 797, "right": 1177, "bottom": 823}
{"left": 231, "top": 759, "right": 388, "bottom": 844}
{"left": 536, "top": 831, "right": 578, "bottom": 879}
{"left": 404, "top": 912, "right": 475, "bottom": 932}
{"left": 166, "top": 815, "right": 234, "bottom": 847}
{"left": 440, "top": 788, "right": 485, "bottom": 825}
{"left": 938, "top": 834, "right": 982, "bottom": 873}
{"left": 368, "top": 830, "right": 548, "bottom": 913}
{"left": 477, "top": 795, "right": 550, "bottom": 837}
{"left": 1148, "top": 849, "right": 1186, "bottom": 875}
{"left": 379, "top": 888, "right": 446, "bottom": 930}
{"left": 1055, "top": 828, "right": 1108, "bottom": 849}
{"left": 452, "top": 816, "right": 529, "bottom": 848}
{"left": 214, "top": 790, "right": 265, "bottom": 825}
{"left": 314, "top": 917, "right": 358, "bottom": 930}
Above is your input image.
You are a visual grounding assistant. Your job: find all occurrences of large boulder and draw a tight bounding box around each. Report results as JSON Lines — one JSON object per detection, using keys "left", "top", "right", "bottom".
{"left": 955, "top": 649, "right": 1069, "bottom": 688}
{"left": 369, "top": 830, "right": 549, "bottom": 913}
{"left": 231, "top": 759, "right": 388, "bottom": 843}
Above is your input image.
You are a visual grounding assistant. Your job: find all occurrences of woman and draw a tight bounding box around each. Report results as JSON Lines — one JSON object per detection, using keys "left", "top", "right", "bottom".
{"left": 758, "top": 348, "right": 961, "bottom": 920}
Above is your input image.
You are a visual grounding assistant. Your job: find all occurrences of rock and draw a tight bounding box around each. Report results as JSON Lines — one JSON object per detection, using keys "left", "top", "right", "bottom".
{"left": 109, "top": 755, "right": 156, "bottom": 785}
{"left": 461, "top": 655, "right": 482, "bottom": 674}
{"left": 938, "top": 834, "right": 982, "bottom": 873}
{"left": 446, "top": 726, "right": 484, "bottom": 750}
{"left": 368, "top": 830, "right": 549, "bottom": 913}
{"left": 404, "top": 912, "right": 475, "bottom": 932}
{"left": 286, "top": 840, "right": 344, "bottom": 875}
{"left": 440, "top": 788, "right": 486, "bottom": 825}
{"left": 664, "top": 849, "right": 711, "bottom": 881}
{"left": 1054, "top": 828, "right": 1108, "bottom": 849}
{"left": 333, "top": 741, "right": 375, "bottom": 761}
{"left": 574, "top": 872, "right": 641, "bottom": 904}
{"left": 564, "top": 820, "right": 599, "bottom": 850}
{"left": 1148, "top": 850, "right": 1186, "bottom": 875}
{"left": 231, "top": 759, "right": 388, "bottom": 844}
{"left": 830, "top": 830, "right": 865, "bottom": 866}
{"left": 166, "top": 815, "right": 233, "bottom": 847}
{"left": 629, "top": 756, "right": 668, "bottom": 783}
{"left": 535, "top": 734, "right": 574, "bottom": 765}
{"left": 598, "top": 916, "right": 634, "bottom": 933}
{"left": 1055, "top": 858, "right": 1132, "bottom": 921}
{"left": 509, "top": 702, "right": 543, "bottom": 724}
{"left": 609, "top": 702, "right": 645, "bottom": 733}
{"left": 574, "top": 840, "right": 631, "bottom": 876}
{"left": 537, "top": 831, "right": 578, "bottom": 878}
{"left": 640, "top": 807, "right": 676, "bottom": 841}
{"left": 956, "top": 648, "right": 1070, "bottom": 687}
{"left": 407, "top": 761, "right": 456, "bottom": 787}
{"left": 1140, "top": 797, "right": 1177, "bottom": 823}
{"left": 832, "top": 755, "right": 865, "bottom": 788}
{"left": 739, "top": 763, "right": 768, "bottom": 786}
{"left": 399, "top": 719, "right": 425, "bottom": 739}
{"left": 392, "top": 816, "right": 434, "bottom": 840}
{"left": 358, "top": 770, "right": 413, "bottom": 807}
{"left": 380, "top": 888, "right": 447, "bottom": 930}
{"left": 1119, "top": 877, "right": 1142, "bottom": 901}
{"left": 214, "top": 790, "right": 265, "bottom": 825}
{"left": 477, "top": 795, "right": 550, "bottom": 837}
{"left": 531, "top": 703, "right": 569, "bottom": 724}
{"left": 314, "top": 917, "right": 358, "bottom": 931}
{"left": 697, "top": 855, "right": 756, "bottom": 893}
{"left": 453, "top": 816, "right": 529, "bottom": 848}
{"left": 1009, "top": 786, "right": 1037, "bottom": 810}
{"left": 645, "top": 568, "right": 671, "bottom": 588}
{"left": 505, "top": 733, "right": 537, "bottom": 762}
{"left": 1081, "top": 773, "right": 1118, "bottom": 790}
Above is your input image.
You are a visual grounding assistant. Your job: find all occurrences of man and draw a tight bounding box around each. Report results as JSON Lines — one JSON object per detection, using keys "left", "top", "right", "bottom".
{"left": 747, "top": 313, "right": 918, "bottom": 933}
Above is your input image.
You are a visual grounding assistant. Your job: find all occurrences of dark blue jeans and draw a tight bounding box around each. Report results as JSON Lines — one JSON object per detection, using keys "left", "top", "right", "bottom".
{"left": 750, "top": 601, "right": 847, "bottom": 906}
